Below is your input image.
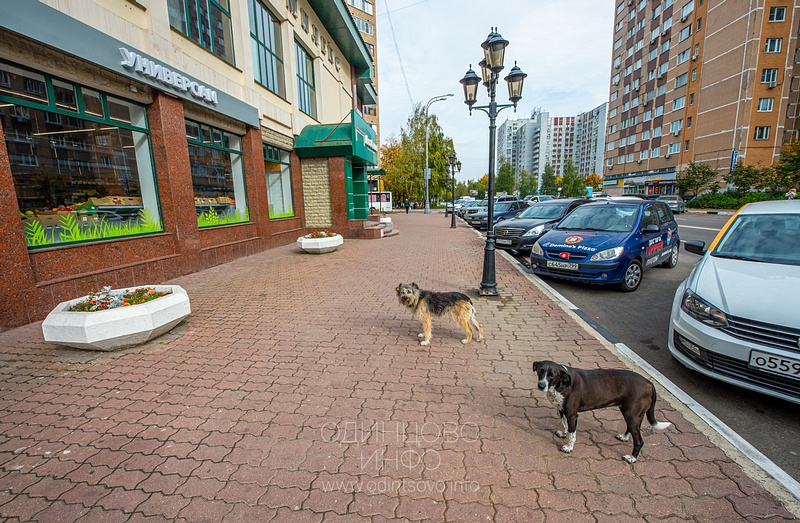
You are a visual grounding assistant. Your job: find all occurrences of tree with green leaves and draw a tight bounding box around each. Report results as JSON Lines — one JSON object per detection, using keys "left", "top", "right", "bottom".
{"left": 723, "top": 161, "right": 767, "bottom": 197}
{"left": 773, "top": 139, "right": 800, "bottom": 190}
{"left": 518, "top": 168, "right": 537, "bottom": 197}
{"left": 380, "top": 104, "right": 455, "bottom": 203}
{"left": 676, "top": 162, "right": 718, "bottom": 197}
{"left": 495, "top": 158, "right": 516, "bottom": 195}
{"left": 540, "top": 164, "right": 558, "bottom": 196}
{"left": 560, "top": 158, "right": 585, "bottom": 197}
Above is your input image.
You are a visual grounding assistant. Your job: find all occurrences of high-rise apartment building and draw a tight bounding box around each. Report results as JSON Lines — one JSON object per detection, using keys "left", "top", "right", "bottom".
{"left": 497, "top": 104, "right": 606, "bottom": 190}
{"left": 550, "top": 116, "right": 576, "bottom": 176}
{"left": 346, "top": 0, "right": 380, "bottom": 148}
{"left": 575, "top": 103, "right": 608, "bottom": 176}
{"left": 604, "top": 0, "right": 798, "bottom": 196}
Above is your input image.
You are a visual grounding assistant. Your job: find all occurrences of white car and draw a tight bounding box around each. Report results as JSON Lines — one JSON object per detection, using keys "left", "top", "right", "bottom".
{"left": 668, "top": 200, "right": 800, "bottom": 405}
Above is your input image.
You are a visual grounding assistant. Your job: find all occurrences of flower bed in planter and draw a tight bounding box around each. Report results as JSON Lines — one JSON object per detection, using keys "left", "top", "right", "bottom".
{"left": 297, "top": 231, "right": 343, "bottom": 254}
{"left": 42, "top": 285, "right": 191, "bottom": 351}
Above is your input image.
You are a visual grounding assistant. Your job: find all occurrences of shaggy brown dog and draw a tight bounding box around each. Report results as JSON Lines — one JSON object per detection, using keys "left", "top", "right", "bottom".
{"left": 396, "top": 282, "right": 484, "bottom": 346}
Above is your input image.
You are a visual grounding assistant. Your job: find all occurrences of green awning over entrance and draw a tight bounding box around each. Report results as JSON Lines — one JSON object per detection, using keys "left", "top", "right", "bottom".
{"left": 294, "top": 110, "right": 378, "bottom": 165}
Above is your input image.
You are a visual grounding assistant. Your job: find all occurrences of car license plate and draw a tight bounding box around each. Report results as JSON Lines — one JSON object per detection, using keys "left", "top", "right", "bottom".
{"left": 497, "top": 239, "right": 512, "bottom": 245}
{"left": 748, "top": 350, "right": 800, "bottom": 379}
{"left": 546, "top": 260, "right": 579, "bottom": 271}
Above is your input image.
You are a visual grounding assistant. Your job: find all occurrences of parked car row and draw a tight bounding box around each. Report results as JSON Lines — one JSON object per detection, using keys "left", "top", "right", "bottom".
{"left": 481, "top": 194, "right": 800, "bottom": 405}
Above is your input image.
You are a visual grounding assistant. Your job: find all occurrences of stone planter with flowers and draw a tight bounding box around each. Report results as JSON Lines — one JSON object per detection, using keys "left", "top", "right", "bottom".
{"left": 42, "top": 285, "right": 191, "bottom": 351}
{"left": 297, "top": 230, "right": 343, "bottom": 254}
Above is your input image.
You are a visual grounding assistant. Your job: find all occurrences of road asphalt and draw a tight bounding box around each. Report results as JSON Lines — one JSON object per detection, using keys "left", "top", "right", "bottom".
{"left": 0, "top": 210, "right": 796, "bottom": 522}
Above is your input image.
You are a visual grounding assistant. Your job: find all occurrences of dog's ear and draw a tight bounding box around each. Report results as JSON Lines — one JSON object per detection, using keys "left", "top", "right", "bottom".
{"left": 412, "top": 282, "right": 419, "bottom": 290}
{"left": 556, "top": 368, "right": 572, "bottom": 389}
{"left": 396, "top": 284, "right": 401, "bottom": 292}
{"left": 532, "top": 361, "right": 541, "bottom": 372}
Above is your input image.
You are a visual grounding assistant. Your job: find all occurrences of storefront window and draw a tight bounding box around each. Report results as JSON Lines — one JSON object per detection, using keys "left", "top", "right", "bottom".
{"left": 1, "top": 62, "right": 162, "bottom": 249}
{"left": 264, "top": 144, "right": 293, "bottom": 219}
{"left": 186, "top": 119, "right": 248, "bottom": 227}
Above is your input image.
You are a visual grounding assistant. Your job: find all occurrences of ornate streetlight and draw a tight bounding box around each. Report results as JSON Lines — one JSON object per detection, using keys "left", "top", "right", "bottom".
{"left": 448, "top": 153, "right": 461, "bottom": 228}
{"left": 423, "top": 93, "right": 453, "bottom": 214}
{"left": 460, "top": 28, "right": 527, "bottom": 296}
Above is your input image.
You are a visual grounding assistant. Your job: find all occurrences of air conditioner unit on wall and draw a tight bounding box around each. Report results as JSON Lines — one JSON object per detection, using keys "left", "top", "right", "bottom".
{"left": 691, "top": 54, "right": 698, "bottom": 61}
{"left": 768, "top": 80, "right": 777, "bottom": 89}
{"left": 672, "top": 130, "right": 680, "bottom": 136}
{"left": 664, "top": 154, "right": 671, "bottom": 159}
{"left": 661, "top": 29, "right": 668, "bottom": 36}
{"left": 681, "top": 15, "right": 688, "bottom": 22}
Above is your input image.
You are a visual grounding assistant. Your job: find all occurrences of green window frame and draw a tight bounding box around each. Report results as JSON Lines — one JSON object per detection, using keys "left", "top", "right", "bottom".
{"left": 168, "top": 0, "right": 235, "bottom": 66}
{"left": 295, "top": 41, "right": 316, "bottom": 118}
{"left": 185, "top": 119, "right": 249, "bottom": 227}
{"left": 0, "top": 60, "right": 163, "bottom": 249}
{"left": 249, "top": 0, "right": 285, "bottom": 98}
{"left": 264, "top": 144, "right": 294, "bottom": 219}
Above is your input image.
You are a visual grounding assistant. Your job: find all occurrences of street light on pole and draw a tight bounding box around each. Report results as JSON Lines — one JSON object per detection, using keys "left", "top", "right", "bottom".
{"left": 460, "top": 27, "right": 527, "bottom": 296}
{"left": 448, "top": 152, "right": 461, "bottom": 228}
{"left": 423, "top": 93, "right": 453, "bottom": 214}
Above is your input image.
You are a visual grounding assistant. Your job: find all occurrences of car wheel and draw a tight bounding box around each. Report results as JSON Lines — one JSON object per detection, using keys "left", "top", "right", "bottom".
{"left": 618, "top": 259, "right": 643, "bottom": 292}
{"left": 661, "top": 243, "right": 679, "bottom": 268}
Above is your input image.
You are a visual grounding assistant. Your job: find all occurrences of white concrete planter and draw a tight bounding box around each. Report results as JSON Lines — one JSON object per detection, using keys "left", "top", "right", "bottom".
{"left": 297, "top": 234, "right": 343, "bottom": 254}
{"left": 42, "top": 285, "right": 191, "bottom": 351}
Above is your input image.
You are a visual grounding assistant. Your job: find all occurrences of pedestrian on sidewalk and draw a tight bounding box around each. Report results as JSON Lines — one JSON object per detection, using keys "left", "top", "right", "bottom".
{"left": 786, "top": 188, "right": 797, "bottom": 200}
{"left": 404, "top": 198, "right": 411, "bottom": 213}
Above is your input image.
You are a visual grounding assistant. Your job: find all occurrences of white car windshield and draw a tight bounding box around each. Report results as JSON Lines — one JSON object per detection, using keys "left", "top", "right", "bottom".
{"left": 714, "top": 214, "right": 800, "bottom": 265}
{"left": 557, "top": 205, "right": 638, "bottom": 232}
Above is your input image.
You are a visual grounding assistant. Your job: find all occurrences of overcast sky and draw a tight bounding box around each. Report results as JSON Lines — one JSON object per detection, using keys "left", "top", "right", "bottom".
{"left": 374, "top": 0, "right": 615, "bottom": 183}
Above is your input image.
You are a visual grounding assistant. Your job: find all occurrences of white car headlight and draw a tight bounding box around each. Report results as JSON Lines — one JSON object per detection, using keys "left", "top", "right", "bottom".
{"left": 590, "top": 246, "right": 624, "bottom": 261}
{"left": 523, "top": 225, "right": 545, "bottom": 237}
{"left": 532, "top": 242, "right": 544, "bottom": 256}
{"left": 681, "top": 290, "right": 729, "bottom": 328}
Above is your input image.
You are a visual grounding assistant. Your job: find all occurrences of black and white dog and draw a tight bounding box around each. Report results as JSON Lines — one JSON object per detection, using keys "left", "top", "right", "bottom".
{"left": 532, "top": 360, "right": 671, "bottom": 463}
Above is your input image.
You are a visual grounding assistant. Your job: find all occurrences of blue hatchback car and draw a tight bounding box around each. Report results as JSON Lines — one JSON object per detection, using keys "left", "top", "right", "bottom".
{"left": 529, "top": 199, "right": 680, "bottom": 291}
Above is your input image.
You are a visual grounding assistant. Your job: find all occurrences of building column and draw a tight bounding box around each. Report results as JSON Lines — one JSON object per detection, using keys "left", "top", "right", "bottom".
{"left": 240, "top": 126, "right": 269, "bottom": 240}
{"left": 147, "top": 91, "right": 200, "bottom": 256}
{"left": 0, "top": 122, "right": 38, "bottom": 329}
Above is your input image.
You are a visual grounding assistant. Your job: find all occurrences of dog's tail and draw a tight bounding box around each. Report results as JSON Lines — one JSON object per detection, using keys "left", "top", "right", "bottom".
{"left": 647, "top": 384, "right": 672, "bottom": 430}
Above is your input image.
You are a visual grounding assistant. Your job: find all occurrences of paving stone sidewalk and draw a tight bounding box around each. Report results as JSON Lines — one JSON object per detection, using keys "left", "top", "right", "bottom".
{"left": 0, "top": 211, "right": 797, "bottom": 522}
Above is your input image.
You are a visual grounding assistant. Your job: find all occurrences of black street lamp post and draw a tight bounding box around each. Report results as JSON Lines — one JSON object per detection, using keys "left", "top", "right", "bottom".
{"left": 460, "top": 28, "right": 527, "bottom": 296}
{"left": 448, "top": 153, "right": 461, "bottom": 228}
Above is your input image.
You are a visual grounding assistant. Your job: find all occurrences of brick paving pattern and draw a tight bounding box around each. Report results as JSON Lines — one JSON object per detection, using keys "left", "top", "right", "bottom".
{"left": 0, "top": 211, "right": 796, "bottom": 522}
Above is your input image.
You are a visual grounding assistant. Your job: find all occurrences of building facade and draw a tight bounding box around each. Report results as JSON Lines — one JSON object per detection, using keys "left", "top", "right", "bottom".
{"left": 345, "top": 0, "right": 379, "bottom": 147}
{"left": 604, "top": 0, "right": 798, "bottom": 196}
{"left": 575, "top": 103, "right": 608, "bottom": 176}
{"left": 0, "top": 0, "right": 378, "bottom": 330}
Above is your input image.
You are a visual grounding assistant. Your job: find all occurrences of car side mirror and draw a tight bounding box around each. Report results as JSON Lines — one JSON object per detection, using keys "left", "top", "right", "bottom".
{"left": 643, "top": 224, "right": 660, "bottom": 233}
{"left": 683, "top": 240, "right": 706, "bottom": 256}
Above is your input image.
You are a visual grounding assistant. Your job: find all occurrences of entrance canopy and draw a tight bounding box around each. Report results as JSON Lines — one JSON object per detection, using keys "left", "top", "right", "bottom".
{"left": 294, "top": 110, "right": 378, "bottom": 165}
